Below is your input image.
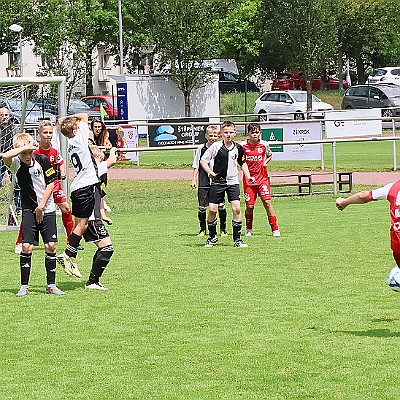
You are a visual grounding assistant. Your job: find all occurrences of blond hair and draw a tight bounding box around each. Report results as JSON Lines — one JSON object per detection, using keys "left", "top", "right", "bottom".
{"left": 60, "top": 116, "right": 79, "bottom": 137}
{"left": 38, "top": 120, "right": 54, "bottom": 132}
{"left": 206, "top": 125, "right": 219, "bottom": 135}
{"left": 13, "top": 133, "right": 33, "bottom": 148}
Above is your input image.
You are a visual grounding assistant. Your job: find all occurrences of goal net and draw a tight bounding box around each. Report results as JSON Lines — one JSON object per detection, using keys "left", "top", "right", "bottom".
{"left": 0, "top": 76, "right": 67, "bottom": 230}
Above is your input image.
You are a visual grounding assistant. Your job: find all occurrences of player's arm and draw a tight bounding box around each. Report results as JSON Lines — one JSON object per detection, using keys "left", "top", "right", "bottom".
{"left": 106, "top": 147, "right": 117, "bottom": 168}
{"left": 2, "top": 140, "right": 38, "bottom": 167}
{"left": 191, "top": 168, "right": 198, "bottom": 188}
{"left": 264, "top": 153, "right": 273, "bottom": 166}
{"left": 336, "top": 191, "right": 371, "bottom": 211}
{"left": 35, "top": 181, "right": 55, "bottom": 223}
{"left": 200, "top": 159, "right": 216, "bottom": 178}
{"left": 240, "top": 162, "right": 256, "bottom": 183}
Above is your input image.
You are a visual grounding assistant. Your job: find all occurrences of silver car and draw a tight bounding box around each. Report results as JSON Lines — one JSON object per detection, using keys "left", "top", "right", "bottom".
{"left": 1, "top": 98, "right": 56, "bottom": 124}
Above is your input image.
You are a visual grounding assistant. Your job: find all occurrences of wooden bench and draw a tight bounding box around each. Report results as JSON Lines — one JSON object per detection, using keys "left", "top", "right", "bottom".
{"left": 269, "top": 172, "right": 353, "bottom": 197}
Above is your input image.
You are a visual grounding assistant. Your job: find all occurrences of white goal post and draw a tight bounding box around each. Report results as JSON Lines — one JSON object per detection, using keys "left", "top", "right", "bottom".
{"left": 0, "top": 76, "right": 67, "bottom": 230}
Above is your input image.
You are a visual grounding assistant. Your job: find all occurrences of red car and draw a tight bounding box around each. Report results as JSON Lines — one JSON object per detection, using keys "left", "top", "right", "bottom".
{"left": 272, "top": 71, "right": 349, "bottom": 91}
{"left": 81, "top": 95, "right": 118, "bottom": 119}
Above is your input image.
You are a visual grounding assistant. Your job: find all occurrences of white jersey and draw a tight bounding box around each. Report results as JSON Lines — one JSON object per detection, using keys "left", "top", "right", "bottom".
{"left": 68, "top": 121, "right": 99, "bottom": 192}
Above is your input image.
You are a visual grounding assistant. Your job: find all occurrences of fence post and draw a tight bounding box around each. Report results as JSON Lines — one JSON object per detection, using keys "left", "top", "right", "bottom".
{"left": 332, "top": 141, "right": 337, "bottom": 196}
{"left": 393, "top": 118, "right": 397, "bottom": 171}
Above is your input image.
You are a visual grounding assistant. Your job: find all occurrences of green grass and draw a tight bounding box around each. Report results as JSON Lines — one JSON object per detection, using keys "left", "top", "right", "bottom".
{"left": 2, "top": 180, "right": 400, "bottom": 398}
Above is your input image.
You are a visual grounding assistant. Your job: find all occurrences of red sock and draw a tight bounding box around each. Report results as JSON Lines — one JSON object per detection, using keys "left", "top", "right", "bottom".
{"left": 15, "top": 223, "right": 23, "bottom": 245}
{"left": 62, "top": 211, "right": 74, "bottom": 243}
{"left": 245, "top": 213, "right": 253, "bottom": 230}
{"left": 268, "top": 216, "right": 278, "bottom": 231}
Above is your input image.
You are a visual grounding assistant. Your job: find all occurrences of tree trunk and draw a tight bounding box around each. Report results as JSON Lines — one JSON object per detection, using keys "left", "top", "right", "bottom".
{"left": 85, "top": 49, "right": 94, "bottom": 96}
{"left": 338, "top": 49, "right": 343, "bottom": 90}
{"left": 184, "top": 91, "right": 191, "bottom": 117}
{"left": 356, "top": 56, "right": 365, "bottom": 85}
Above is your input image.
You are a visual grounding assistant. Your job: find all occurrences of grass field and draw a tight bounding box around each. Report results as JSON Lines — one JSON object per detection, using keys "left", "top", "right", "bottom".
{"left": 2, "top": 179, "right": 400, "bottom": 399}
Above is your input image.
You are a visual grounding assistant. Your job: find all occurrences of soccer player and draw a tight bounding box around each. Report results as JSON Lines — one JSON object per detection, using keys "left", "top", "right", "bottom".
{"left": 83, "top": 145, "right": 117, "bottom": 290}
{"left": 2, "top": 133, "right": 65, "bottom": 296}
{"left": 200, "top": 121, "right": 255, "bottom": 248}
{"left": 56, "top": 113, "right": 100, "bottom": 278}
{"left": 240, "top": 122, "right": 280, "bottom": 237}
{"left": 191, "top": 124, "right": 227, "bottom": 236}
{"left": 14, "top": 121, "right": 74, "bottom": 253}
{"left": 336, "top": 183, "right": 400, "bottom": 270}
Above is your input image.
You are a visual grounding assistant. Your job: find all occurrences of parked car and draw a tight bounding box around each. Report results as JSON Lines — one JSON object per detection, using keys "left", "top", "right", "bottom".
{"left": 341, "top": 83, "right": 400, "bottom": 118}
{"left": 253, "top": 90, "right": 334, "bottom": 120}
{"left": 272, "top": 71, "right": 349, "bottom": 91}
{"left": 367, "top": 67, "right": 400, "bottom": 86}
{"left": 81, "top": 95, "right": 118, "bottom": 119}
{"left": 67, "top": 99, "right": 102, "bottom": 120}
{"left": 218, "top": 71, "right": 259, "bottom": 93}
{"left": 0, "top": 98, "right": 56, "bottom": 124}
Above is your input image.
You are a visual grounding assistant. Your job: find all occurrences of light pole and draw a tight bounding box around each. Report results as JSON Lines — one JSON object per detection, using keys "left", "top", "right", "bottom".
{"left": 9, "top": 24, "right": 23, "bottom": 77}
{"left": 118, "top": 0, "right": 124, "bottom": 74}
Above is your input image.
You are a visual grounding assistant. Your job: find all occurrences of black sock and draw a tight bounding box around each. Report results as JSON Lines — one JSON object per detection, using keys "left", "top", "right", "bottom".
{"left": 65, "top": 232, "right": 81, "bottom": 258}
{"left": 20, "top": 253, "right": 32, "bottom": 285}
{"left": 207, "top": 219, "right": 217, "bottom": 238}
{"left": 198, "top": 208, "right": 207, "bottom": 231}
{"left": 218, "top": 204, "right": 227, "bottom": 231}
{"left": 87, "top": 245, "right": 114, "bottom": 285}
{"left": 45, "top": 252, "right": 57, "bottom": 285}
{"left": 232, "top": 220, "right": 242, "bottom": 242}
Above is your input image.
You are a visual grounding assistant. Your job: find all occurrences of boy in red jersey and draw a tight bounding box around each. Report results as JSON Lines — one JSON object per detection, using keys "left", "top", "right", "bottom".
{"left": 336, "top": 183, "right": 400, "bottom": 268}
{"left": 240, "top": 123, "right": 280, "bottom": 237}
{"left": 14, "top": 121, "right": 74, "bottom": 253}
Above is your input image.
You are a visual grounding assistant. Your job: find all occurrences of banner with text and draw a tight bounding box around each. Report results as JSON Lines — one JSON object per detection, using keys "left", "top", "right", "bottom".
{"left": 148, "top": 118, "right": 208, "bottom": 147}
{"left": 325, "top": 109, "right": 382, "bottom": 138}
{"left": 261, "top": 121, "right": 322, "bottom": 161}
{"left": 119, "top": 125, "right": 139, "bottom": 162}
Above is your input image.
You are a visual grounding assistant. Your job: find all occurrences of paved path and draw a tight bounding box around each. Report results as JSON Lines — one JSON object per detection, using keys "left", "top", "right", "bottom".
{"left": 100, "top": 168, "right": 400, "bottom": 186}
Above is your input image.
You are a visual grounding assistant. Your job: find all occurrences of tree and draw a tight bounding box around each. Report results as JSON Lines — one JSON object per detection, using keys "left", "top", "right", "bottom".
{"left": 259, "top": 0, "right": 338, "bottom": 112}
{"left": 146, "top": 0, "right": 230, "bottom": 117}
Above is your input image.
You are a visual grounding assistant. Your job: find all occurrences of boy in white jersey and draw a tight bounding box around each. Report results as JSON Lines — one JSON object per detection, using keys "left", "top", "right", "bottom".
{"left": 56, "top": 113, "right": 100, "bottom": 278}
{"left": 2, "top": 133, "right": 65, "bottom": 296}
{"left": 200, "top": 121, "right": 255, "bottom": 248}
{"left": 241, "top": 123, "right": 280, "bottom": 237}
{"left": 191, "top": 125, "right": 227, "bottom": 236}
{"left": 336, "top": 183, "right": 400, "bottom": 269}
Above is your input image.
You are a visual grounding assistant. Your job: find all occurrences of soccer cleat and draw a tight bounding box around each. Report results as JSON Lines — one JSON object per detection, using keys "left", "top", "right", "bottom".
{"left": 16, "top": 286, "right": 28, "bottom": 297}
{"left": 197, "top": 230, "right": 206, "bottom": 237}
{"left": 204, "top": 236, "right": 218, "bottom": 248}
{"left": 57, "top": 252, "right": 82, "bottom": 278}
{"left": 234, "top": 239, "right": 248, "bottom": 248}
{"left": 45, "top": 285, "right": 66, "bottom": 295}
{"left": 85, "top": 282, "right": 108, "bottom": 291}
{"left": 77, "top": 245, "right": 84, "bottom": 251}
{"left": 272, "top": 230, "right": 281, "bottom": 237}
{"left": 14, "top": 243, "right": 22, "bottom": 254}
{"left": 220, "top": 230, "right": 228, "bottom": 237}
{"left": 245, "top": 229, "right": 252, "bottom": 237}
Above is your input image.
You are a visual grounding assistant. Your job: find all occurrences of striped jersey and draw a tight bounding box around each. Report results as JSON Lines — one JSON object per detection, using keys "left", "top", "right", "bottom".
{"left": 201, "top": 141, "right": 245, "bottom": 185}
{"left": 67, "top": 121, "right": 99, "bottom": 192}
{"left": 192, "top": 143, "right": 213, "bottom": 188}
{"left": 9, "top": 154, "right": 56, "bottom": 213}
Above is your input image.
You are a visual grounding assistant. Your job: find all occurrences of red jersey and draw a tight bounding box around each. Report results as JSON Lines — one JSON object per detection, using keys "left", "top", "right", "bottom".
{"left": 370, "top": 180, "right": 400, "bottom": 252}
{"left": 34, "top": 145, "right": 64, "bottom": 170}
{"left": 240, "top": 140, "right": 272, "bottom": 186}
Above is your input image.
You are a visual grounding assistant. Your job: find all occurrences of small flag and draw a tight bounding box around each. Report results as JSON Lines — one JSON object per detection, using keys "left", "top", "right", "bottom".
{"left": 100, "top": 104, "right": 107, "bottom": 121}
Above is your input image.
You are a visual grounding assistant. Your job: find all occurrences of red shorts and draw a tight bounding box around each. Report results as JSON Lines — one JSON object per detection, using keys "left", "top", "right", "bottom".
{"left": 244, "top": 183, "right": 272, "bottom": 206}
{"left": 53, "top": 180, "right": 67, "bottom": 204}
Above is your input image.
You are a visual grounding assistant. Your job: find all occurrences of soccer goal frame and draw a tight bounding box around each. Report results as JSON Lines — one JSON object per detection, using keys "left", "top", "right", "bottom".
{"left": 0, "top": 76, "right": 67, "bottom": 230}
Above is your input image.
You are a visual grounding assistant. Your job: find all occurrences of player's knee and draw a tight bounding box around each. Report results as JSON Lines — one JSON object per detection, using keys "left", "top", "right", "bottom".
{"left": 218, "top": 204, "right": 226, "bottom": 211}
{"left": 246, "top": 204, "right": 255, "bottom": 211}
{"left": 45, "top": 242, "right": 56, "bottom": 254}
{"left": 98, "top": 245, "right": 114, "bottom": 263}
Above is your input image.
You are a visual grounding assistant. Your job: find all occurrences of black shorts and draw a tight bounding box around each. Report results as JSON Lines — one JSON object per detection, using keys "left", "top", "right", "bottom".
{"left": 209, "top": 184, "right": 240, "bottom": 204}
{"left": 197, "top": 187, "right": 210, "bottom": 208}
{"left": 71, "top": 185, "right": 95, "bottom": 218}
{"left": 83, "top": 219, "right": 109, "bottom": 243}
{"left": 21, "top": 209, "right": 57, "bottom": 245}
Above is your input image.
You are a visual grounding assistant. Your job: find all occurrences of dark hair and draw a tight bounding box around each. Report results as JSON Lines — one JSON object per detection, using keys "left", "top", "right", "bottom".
{"left": 247, "top": 122, "right": 261, "bottom": 133}
{"left": 90, "top": 119, "right": 110, "bottom": 146}
{"left": 221, "top": 120, "right": 235, "bottom": 130}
